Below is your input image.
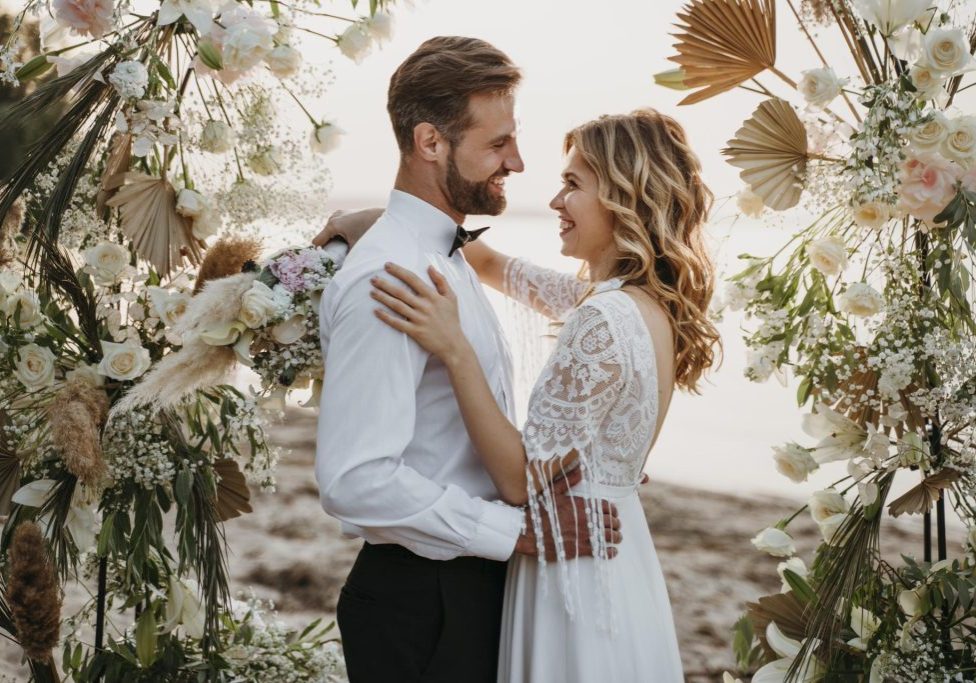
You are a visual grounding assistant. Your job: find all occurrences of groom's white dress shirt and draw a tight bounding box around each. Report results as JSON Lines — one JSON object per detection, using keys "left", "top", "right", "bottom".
{"left": 315, "top": 190, "right": 524, "bottom": 562}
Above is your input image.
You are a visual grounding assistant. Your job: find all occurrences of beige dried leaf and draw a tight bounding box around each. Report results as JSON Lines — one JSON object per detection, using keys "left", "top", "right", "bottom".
{"left": 105, "top": 172, "right": 203, "bottom": 275}
{"left": 746, "top": 591, "right": 809, "bottom": 658}
{"left": 96, "top": 133, "right": 132, "bottom": 216}
{"left": 723, "top": 98, "right": 808, "bottom": 211}
{"left": 669, "top": 0, "right": 777, "bottom": 105}
{"left": 213, "top": 458, "right": 252, "bottom": 521}
{"left": 888, "top": 468, "right": 961, "bottom": 518}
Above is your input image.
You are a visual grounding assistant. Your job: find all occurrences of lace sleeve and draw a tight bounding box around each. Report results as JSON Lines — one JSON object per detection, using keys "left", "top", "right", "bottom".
{"left": 502, "top": 257, "right": 589, "bottom": 321}
{"left": 521, "top": 302, "right": 624, "bottom": 464}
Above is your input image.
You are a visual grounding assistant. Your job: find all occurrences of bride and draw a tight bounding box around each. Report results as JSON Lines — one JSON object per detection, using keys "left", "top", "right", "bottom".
{"left": 342, "top": 108, "right": 718, "bottom": 682}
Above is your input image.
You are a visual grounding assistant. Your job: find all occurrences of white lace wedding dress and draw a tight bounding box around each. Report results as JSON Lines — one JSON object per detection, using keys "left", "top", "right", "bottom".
{"left": 497, "top": 258, "right": 683, "bottom": 683}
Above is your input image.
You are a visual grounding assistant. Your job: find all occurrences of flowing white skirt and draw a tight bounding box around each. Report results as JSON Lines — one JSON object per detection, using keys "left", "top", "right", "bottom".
{"left": 498, "top": 482, "right": 683, "bottom": 683}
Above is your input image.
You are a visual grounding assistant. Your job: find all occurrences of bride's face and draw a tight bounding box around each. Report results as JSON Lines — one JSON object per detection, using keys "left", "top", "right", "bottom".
{"left": 549, "top": 147, "right": 615, "bottom": 262}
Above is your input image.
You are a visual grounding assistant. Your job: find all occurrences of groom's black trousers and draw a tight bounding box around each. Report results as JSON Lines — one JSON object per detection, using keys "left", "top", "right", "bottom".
{"left": 337, "top": 541, "right": 508, "bottom": 682}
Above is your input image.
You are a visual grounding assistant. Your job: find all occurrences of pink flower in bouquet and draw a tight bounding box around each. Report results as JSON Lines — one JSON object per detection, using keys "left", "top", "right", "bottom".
{"left": 897, "top": 153, "right": 961, "bottom": 222}
{"left": 53, "top": 0, "right": 114, "bottom": 37}
{"left": 270, "top": 250, "right": 320, "bottom": 293}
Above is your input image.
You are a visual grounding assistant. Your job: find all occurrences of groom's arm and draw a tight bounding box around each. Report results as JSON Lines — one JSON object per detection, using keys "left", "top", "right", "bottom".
{"left": 315, "top": 264, "right": 524, "bottom": 562}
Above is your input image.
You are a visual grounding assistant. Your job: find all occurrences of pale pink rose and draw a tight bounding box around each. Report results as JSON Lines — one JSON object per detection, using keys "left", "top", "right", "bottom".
{"left": 53, "top": 0, "right": 114, "bottom": 38}
{"left": 897, "top": 153, "right": 961, "bottom": 222}
{"left": 961, "top": 166, "right": 976, "bottom": 193}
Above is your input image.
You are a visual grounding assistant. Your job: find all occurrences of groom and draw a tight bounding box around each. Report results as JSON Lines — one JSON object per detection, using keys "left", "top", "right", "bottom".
{"left": 314, "top": 37, "right": 620, "bottom": 682}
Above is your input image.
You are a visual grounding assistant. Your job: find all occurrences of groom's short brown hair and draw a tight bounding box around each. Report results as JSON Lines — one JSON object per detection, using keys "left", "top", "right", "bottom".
{"left": 388, "top": 36, "right": 521, "bottom": 154}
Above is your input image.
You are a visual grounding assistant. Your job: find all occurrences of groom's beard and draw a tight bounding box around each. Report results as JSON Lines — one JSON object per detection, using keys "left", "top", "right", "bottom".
{"left": 445, "top": 149, "right": 507, "bottom": 217}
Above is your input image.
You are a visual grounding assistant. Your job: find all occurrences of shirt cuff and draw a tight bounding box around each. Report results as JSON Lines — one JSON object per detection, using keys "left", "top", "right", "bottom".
{"left": 465, "top": 500, "right": 523, "bottom": 561}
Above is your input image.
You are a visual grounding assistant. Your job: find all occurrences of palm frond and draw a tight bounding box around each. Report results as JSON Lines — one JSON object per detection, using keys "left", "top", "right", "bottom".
{"left": 888, "top": 468, "right": 961, "bottom": 518}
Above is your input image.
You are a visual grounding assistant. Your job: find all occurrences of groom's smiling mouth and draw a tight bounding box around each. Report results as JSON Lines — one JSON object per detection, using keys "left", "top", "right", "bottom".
{"left": 489, "top": 176, "right": 506, "bottom": 196}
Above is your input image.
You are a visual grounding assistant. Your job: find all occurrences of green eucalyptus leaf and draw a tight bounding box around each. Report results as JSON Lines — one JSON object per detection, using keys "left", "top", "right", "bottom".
{"left": 135, "top": 609, "right": 158, "bottom": 667}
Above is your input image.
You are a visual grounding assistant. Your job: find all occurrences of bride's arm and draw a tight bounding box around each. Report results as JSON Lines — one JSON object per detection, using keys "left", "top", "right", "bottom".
{"left": 371, "top": 263, "right": 576, "bottom": 505}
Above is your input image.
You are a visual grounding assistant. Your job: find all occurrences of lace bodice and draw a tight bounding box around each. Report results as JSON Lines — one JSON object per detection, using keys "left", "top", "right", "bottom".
{"left": 521, "top": 281, "right": 659, "bottom": 487}
{"left": 503, "top": 257, "right": 589, "bottom": 321}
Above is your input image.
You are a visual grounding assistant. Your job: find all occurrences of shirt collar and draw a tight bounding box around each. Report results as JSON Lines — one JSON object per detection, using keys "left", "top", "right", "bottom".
{"left": 387, "top": 189, "right": 459, "bottom": 255}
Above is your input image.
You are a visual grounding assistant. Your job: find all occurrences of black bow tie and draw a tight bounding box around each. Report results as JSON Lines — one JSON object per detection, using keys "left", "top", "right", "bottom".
{"left": 449, "top": 225, "right": 490, "bottom": 257}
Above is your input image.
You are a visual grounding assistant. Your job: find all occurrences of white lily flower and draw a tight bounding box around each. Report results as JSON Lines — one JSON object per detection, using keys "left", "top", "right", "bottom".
{"left": 753, "top": 621, "right": 823, "bottom": 682}
{"left": 12, "top": 479, "right": 99, "bottom": 552}
{"left": 164, "top": 575, "right": 206, "bottom": 639}
{"left": 848, "top": 606, "right": 881, "bottom": 650}
{"left": 802, "top": 405, "right": 866, "bottom": 463}
{"left": 158, "top": 0, "right": 214, "bottom": 34}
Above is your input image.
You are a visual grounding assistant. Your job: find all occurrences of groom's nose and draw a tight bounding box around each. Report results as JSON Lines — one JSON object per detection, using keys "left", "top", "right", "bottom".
{"left": 504, "top": 141, "right": 525, "bottom": 174}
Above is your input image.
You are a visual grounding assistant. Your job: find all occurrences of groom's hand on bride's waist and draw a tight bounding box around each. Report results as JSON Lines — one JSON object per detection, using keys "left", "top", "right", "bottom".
{"left": 513, "top": 467, "right": 622, "bottom": 561}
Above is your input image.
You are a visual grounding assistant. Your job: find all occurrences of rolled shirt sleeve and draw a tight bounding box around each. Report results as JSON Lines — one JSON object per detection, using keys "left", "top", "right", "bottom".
{"left": 315, "top": 261, "right": 523, "bottom": 562}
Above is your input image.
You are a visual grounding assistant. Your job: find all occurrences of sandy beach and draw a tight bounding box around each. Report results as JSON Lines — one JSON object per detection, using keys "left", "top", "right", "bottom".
{"left": 2, "top": 406, "right": 945, "bottom": 681}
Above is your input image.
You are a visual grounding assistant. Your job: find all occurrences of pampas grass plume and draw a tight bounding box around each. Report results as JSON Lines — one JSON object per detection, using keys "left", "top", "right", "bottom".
{"left": 6, "top": 522, "right": 62, "bottom": 662}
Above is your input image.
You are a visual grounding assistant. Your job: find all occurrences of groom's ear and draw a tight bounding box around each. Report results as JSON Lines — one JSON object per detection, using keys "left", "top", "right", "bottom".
{"left": 412, "top": 123, "right": 446, "bottom": 163}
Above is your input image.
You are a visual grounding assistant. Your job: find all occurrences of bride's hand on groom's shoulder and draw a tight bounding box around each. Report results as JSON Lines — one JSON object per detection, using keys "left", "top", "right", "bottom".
{"left": 312, "top": 207, "right": 384, "bottom": 248}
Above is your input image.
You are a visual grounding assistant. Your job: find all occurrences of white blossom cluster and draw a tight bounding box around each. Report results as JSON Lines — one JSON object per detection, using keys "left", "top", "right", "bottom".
{"left": 103, "top": 407, "right": 181, "bottom": 490}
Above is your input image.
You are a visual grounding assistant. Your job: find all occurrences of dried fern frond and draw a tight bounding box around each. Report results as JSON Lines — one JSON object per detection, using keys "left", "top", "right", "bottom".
{"left": 669, "top": 0, "right": 777, "bottom": 105}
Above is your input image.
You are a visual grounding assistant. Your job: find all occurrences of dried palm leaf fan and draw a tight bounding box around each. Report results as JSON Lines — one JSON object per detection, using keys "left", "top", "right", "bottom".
{"left": 888, "top": 468, "right": 961, "bottom": 518}
{"left": 106, "top": 172, "right": 204, "bottom": 275}
{"left": 669, "top": 0, "right": 777, "bottom": 105}
{"left": 723, "top": 98, "right": 809, "bottom": 211}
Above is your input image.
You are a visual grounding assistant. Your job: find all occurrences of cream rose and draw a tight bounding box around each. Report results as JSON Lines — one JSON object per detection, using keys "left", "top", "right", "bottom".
{"left": 750, "top": 527, "right": 796, "bottom": 557}
{"left": 772, "top": 443, "right": 819, "bottom": 483}
{"left": 148, "top": 287, "right": 191, "bottom": 328}
{"left": 84, "top": 241, "right": 132, "bottom": 286}
{"left": 897, "top": 153, "right": 960, "bottom": 223}
{"left": 910, "top": 111, "right": 950, "bottom": 152}
{"left": 200, "top": 120, "right": 236, "bottom": 153}
{"left": 852, "top": 201, "right": 894, "bottom": 230}
{"left": 15, "top": 343, "right": 57, "bottom": 389}
{"left": 366, "top": 12, "right": 393, "bottom": 43}
{"left": 98, "top": 340, "right": 151, "bottom": 381}
{"left": 807, "top": 236, "right": 848, "bottom": 276}
{"left": 736, "top": 186, "right": 764, "bottom": 218}
{"left": 3, "top": 289, "right": 44, "bottom": 328}
{"left": 266, "top": 45, "right": 301, "bottom": 79}
{"left": 941, "top": 115, "right": 976, "bottom": 164}
{"left": 338, "top": 23, "right": 372, "bottom": 64}
{"left": 798, "top": 67, "right": 846, "bottom": 108}
{"left": 239, "top": 281, "right": 280, "bottom": 329}
{"left": 838, "top": 282, "right": 884, "bottom": 317}
{"left": 220, "top": 13, "right": 276, "bottom": 72}
{"left": 909, "top": 64, "right": 947, "bottom": 102}
{"left": 921, "top": 28, "right": 976, "bottom": 75}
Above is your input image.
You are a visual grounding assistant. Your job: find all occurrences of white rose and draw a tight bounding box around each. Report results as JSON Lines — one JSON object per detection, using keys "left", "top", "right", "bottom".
{"left": 148, "top": 287, "right": 191, "bottom": 328}
{"left": 810, "top": 488, "right": 849, "bottom": 523}
{"left": 270, "top": 314, "right": 306, "bottom": 344}
{"left": 853, "top": 0, "right": 931, "bottom": 35}
{"left": 109, "top": 60, "right": 149, "bottom": 100}
{"left": 338, "top": 23, "right": 372, "bottom": 64}
{"left": 3, "top": 289, "right": 44, "bottom": 328}
{"left": 898, "top": 587, "right": 929, "bottom": 617}
{"left": 776, "top": 556, "right": 808, "bottom": 592}
{"left": 838, "top": 282, "right": 884, "bottom": 317}
{"left": 941, "top": 115, "right": 976, "bottom": 164}
{"left": 200, "top": 120, "right": 236, "bottom": 153}
{"left": 239, "top": 281, "right": 280, "bottom": 329}
{"left": 191, "top": 207, "right": 222, "bottom": 241}
{"left": 852, "top": 201, "right": 894, "bottom": 230}
{"left": 909, "top": 64, "right": 947, "bottom": 102}
{"left": 910, "top": 111, "right": 950, "bottom": 151}
{"left": 265, "top": 44, "right": 301, "bottom": 79}
{"left": 735, "top": 186, "right": 764, "bottom": 218}
{"left": 366, "top": 12, "right": 394, "bottom": 43}
{"left": 15, "top": 343, "right": 56, "bottom": 389}
{"left": 921, "top": 28, "right": 976, "bottom": 75}
{"left": 750, "top": 527, "right": 796, "bottom": 557}
{"left": 175, "top": 188, "right": 208, "bottom": 219}
{"left": 807, "top": 236, "right": 848, "bottom": 276}
{"left": 798, "top": 67, "right": 846, "bottom": 108}
{"left": 98, "top": 340, "right": 152, "bottom": 381}
{"left": 247, "top": 147, "right": 283, "bottom": 176}
{"left": 84, "top": 241, "right": 132, "bottom": 286}
{"left": 310, "top": 122, "right": 344, "bottom": 155}
{"left": 221, "top": 16, "right": 275, "bottom": 72}
{"left": 772, "top": 443, "right": 819, "bottom": 483}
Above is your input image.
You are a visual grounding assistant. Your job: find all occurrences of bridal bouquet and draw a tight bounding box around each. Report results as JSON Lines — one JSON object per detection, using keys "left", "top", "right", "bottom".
{"left": 659, "top": 0, "right": 976, "bottom": 679}
{"left": 0, "top": 0, "right": 400, "bottom": 677}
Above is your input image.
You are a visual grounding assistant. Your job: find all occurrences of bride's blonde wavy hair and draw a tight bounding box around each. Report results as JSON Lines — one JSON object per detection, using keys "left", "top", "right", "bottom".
{"left": 566, "top": 108, "right": 721, "bottom": 392}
